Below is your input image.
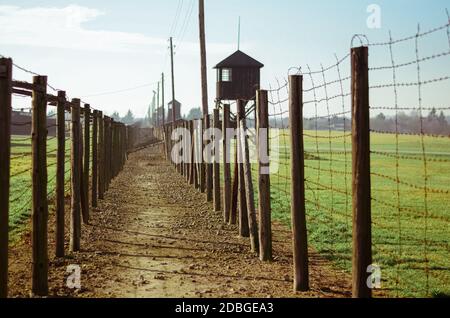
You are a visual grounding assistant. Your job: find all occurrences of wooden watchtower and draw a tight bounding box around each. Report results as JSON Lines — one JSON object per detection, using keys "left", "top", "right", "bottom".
{"left": 214, "top": 50, "right": 264, "bottom": 101}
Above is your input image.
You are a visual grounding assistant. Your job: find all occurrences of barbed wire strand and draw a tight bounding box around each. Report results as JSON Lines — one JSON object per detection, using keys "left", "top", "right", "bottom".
{"left": 388, "top": 30, "right": 403, "bottom": 297}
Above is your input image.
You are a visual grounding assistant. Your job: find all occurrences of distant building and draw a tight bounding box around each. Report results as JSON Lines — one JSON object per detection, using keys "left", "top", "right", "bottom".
{"left": 167, "top": 100, "right": 182, "bottom": 123}
{"left": 214, "top": 50, "right": 264, "bottom": 101}
{"left": 129, "top": 121, "right": 155, "bottom": 148}
{"left": 11, "top": 110, "right": 57, "bottom": 137}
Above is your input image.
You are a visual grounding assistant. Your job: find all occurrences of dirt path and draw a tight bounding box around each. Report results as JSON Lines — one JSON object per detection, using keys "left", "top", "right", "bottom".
{"left": 9, "top": 146, "right": 351, "bottom": 298}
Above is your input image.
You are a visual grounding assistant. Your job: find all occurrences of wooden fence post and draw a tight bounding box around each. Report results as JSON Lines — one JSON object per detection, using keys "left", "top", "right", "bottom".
{"left": 237, "top": 100, "right": 249, "bottom": 237}
{"left": 186, "top": 122, "right": 190, "bottom": 180}
{"left": 81, "top": 104, "right": 90, "bottom": 224}
{"left": 189, "top": 121, "right": 196, "bottom": 186}
{"left": 117, "top": 124, "right": 121, "bottom": 172}
{"left": 120, "top": 124, "right": 123, "bottom": 169}
{"left": 107, "top": 118, "right": 112, "bottom": 186}
{"left": 121, "top": 124, "right": 125, "bottom": 168}
{"left": 55, "top": 91, "right": 66, "bottom": 258}
{"left": 126, "top": 125, "right": 130, "bottom": 152}
{"left": 239, "top": 102, "right": 259, "bottom": 254}
{"left": 162, "top": 125, "right": 166, "bottom": 159}
{"left": 115, "top": 123, "right": 118, "bottom": 173}
{"left": 121, "top": 124, "right": 124, "bottom": 169}
{"left": 182, "top": 123, "right": 186, "bottom": 179}
{"left": 178, "top": 123, "right": 182, "bottom": 173}
{"left": 186, "top": 124, "right": 190, "bottom": 182}
{"left": 178, "top": 123, "right": 183, "bottom": 176}
{"left": 167, "top": 125, "right": 171, "bottom": 162}
{"left": 162, "top": 125, "right": 165, "bottom": 159}
{"left": 103, "top": 117, "right": 110, "bottom": 192}
{"left": 289, "top": 75, "right": 309, "bottom": 292}
{"left": 114, "top": 123, "right": 119, "bottom": 176}
{"left": 129, "top": 125, "right": 133, "bottom": 150}
{"left": 115, "top": 123, "right": 119, "bottom": 176}
{"left": 213, "top": 109, "right": 221, "bottom": 212}
{"left": 172, "top": 125, "right": 176, "bottom": 168}
{"left": 118, "top": 124, "right": 122, "bottom": 171}
{"left": 123, "top": 125, "right": 127, "bottom": 164}
{"left": 79, "top": 108, "right": 85, "bottom": 220}
{"left": 164, "top": 125, "right": 169, "bottom": 161}
{"left": 222, "top": 104, "right": 231, "bottom": 222}
{"left": 109, "top": 121, "right": 113, "bottom": 178}
{"left": 257, "top": 90, "right": 272, "bottom": 261}
{"left": 230, "top": 150, "right": 239, "bottom": 225}
{"left": 0, "top": 58, "right": 12, "bottom": 298}
{"left": 175, "top": 124, "right": 179, "bottom": 170}
{"left": 200, "top": 120, "right": 206, "bottom": 193}
{"left": 170, "top": 126, "right": 174, "bottom": 164}
{"left": 31, "top": 75, "right": 49, "bottom": 296}
{"left": 185, "top": 122, "right": 190, "bottom": 182}
{"left": 205, "top": 114, "right": 213, "bottom": 202}
{"left": 127, "top": 125, "right": 130, "bottom": 152}
{"left": 98, "top": 111, "right": 105, "bottom": 199}
{"left": 351, "top": 46, "right": 372, "bottom": 299}
{"left": 194, "top": 121, "right": 201, "bottom": 190}
{"left": 104, "top": 117, "right": 108, "bottom": 190}
{"left": 127, "top": 125, "right": 132, "bottom": 153}
{"left": 70, "top": 99, "right": 81, "bottom": 252}
{"left": 162, "top": 125, "right": 167, "bottom": 161}
{"left": 172, "top": 124, "right": 176, "bottom": 170}
{"left": 110, "top": 119, "right": 115, "bottom": 180}
{"left": 123, "top": 125, "right": 127, "bottom": 165}
{"left": 111, "top": 122, "right": 116, "bottom": 177}
{"left": 125, "top": 126, "right": 128, "bottom": 157}
{"left": 92, "top": 110, "right": 98, "bottom": 208}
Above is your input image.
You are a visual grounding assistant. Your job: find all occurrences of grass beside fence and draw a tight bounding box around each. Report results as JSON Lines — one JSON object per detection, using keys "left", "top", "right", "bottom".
{"left": 9, "top": 135, "right": 72, "bottom": 239}
{"left": 268, "top": 129, "right": 450, "bottom": 298}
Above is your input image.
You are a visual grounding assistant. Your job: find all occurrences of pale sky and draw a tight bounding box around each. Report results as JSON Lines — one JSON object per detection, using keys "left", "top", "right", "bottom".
{"left": 1, "top": 0, "right": 449, "bottom": 119}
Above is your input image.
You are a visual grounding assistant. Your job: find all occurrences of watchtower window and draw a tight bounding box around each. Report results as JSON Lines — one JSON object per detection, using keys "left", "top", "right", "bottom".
{"left": 221, "top": 68, "right": 232, "bottom": 82}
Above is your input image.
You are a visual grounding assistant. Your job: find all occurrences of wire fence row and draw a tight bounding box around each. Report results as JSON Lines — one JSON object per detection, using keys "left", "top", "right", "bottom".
{"left": 0, "top": 56, "right": 158, "bottom": 298}
{"left": 161, "top": 19, "right": 449, "bottom": 298}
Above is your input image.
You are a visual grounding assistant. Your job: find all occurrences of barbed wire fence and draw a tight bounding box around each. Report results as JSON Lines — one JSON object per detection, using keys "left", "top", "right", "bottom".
{"left": 176, "top": 19, "right": 449, "bottom": 298}
{"left": 161, "top": 19, "right": 449, "bottom": 298}
{"left": 260, "top": 20, "right": 450, "bottom": 298}
{"left": 9, "top": 109, "right": 72, "bottom": 235}
{"left": 266, "top": 80, "right": 291, "bottom": 227}
{"left": 0, "top": 56, "right": 154, "bottom": 298}
{"left": 365, "top": 20, "right": 450, "bottom": 297}
{"left": 301, "top": 54, "right": 353, "bottom": 280}
{"left": 9, "top": 108, "right": 33, "bottom": 234}
{"left": 260, "top": 55, "right": 354, "bottom": 291}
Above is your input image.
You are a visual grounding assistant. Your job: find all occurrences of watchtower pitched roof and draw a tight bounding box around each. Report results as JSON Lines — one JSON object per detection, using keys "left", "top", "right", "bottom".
{"left": 214, "top": 50, "right": 264, "bottom": 69}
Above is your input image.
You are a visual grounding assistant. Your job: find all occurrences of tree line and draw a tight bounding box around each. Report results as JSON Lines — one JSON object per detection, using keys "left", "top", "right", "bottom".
{"left": 112, "top": 105, "right": 449, "bottom": 136}
{"left": 110, "top": 109, "right": 135, "bottom": 125}
{"left": 268, "top": 109, "right": 450, "bottom": 136}
{"left": 370, "top": 109, "right": 450, "bottom": 135}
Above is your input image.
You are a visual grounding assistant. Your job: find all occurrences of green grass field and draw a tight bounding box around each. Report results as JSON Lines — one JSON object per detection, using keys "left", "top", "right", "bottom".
{"left": 265, "top": 130, "right": 450, "bottom": 298}
{"left": 9, "top": 135, "right": 71, "bottom": 239}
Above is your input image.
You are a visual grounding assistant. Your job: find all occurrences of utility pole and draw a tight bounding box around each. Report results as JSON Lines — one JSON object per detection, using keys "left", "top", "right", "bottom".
{"left": 199, "top": 0, "right": 209, "bottom": 117}
{"left": 162, "top": 73, "right": 165, "bottom": 126}
{"left": 152, "top": 90, "right": 157, "bottom": 127}
{"left": 199, "top": 0, "right": 209, "bottom": 199}
{"left": 157, "top": 82, "right": 160, "bottom": 127}
{"left": 170, "top": 37, "right": 176, "bottom": 124}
